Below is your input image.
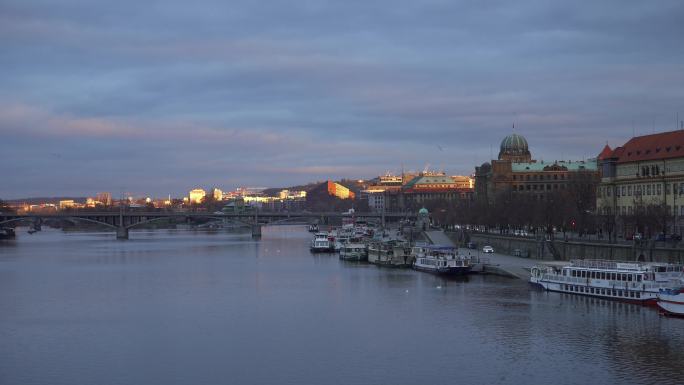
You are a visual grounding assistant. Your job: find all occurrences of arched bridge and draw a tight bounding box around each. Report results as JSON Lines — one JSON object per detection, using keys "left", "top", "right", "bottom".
{"left": 0, "top": 211, "right": 415, "bottom": 239}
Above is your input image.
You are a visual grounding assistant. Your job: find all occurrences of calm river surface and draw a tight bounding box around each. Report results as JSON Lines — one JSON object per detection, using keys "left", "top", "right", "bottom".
{"left": 1, "top": 226, "right": 683, "bottom": 385}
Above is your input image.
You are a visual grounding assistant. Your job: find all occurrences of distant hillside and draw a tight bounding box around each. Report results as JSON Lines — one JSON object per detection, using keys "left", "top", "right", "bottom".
{"left": 5, "top": 197, "right": 87, "bottom": 205}
{"left": 261, "top": 181, "right": 327, "bottom": 197}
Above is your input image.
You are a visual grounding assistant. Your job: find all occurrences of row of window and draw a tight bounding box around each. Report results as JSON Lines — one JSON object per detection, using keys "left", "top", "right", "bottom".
{"left": 641, "top": 165, "right": 661, "bottom": 177}
{"left": 513, "top": 174, "right": 567, "bottom": 181}
{"left": 600, "top": 182, "right": 684, "bottom": 198}
{"left": 568, "top": 269, "right": 642, "bottom": 282}
{"left": 514, "top": 183, "right": 565, "bottom": 191}
{"left": 599, "top": 205, "right": 684, "bottom": 216}
{"left": 563, "top": 284, "right": 641, "bottom": 298}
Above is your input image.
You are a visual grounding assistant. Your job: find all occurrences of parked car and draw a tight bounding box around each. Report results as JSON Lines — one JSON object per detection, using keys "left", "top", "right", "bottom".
{"left": 656, "top": 233, "right": 682, "bottom": 242}
{"left": 482, "top": 245, "right": 494, "bottom": 253}
{"left": 626, "top": 233, "right": 642, "bottom": 241}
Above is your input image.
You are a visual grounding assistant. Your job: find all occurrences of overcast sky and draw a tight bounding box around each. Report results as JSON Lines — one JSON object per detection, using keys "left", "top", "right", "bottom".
{"left": 2, "top": 1, "right": 684, "bottom": 199}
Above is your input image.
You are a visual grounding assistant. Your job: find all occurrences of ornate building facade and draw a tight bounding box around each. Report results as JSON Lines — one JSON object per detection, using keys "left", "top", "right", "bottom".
{"left": 475, "top": 134, "right": 599, "bottom": 205}
{"left": 597, "top": 130, "right": 684, "bottom": 237}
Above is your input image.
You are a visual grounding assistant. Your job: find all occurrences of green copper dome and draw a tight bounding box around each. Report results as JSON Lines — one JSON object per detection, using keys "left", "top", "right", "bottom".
{"left": 418, "top": 207, "right": 429, "bottom": 215}
{"left": 500, "top": 134, "right": 529, "bottom": 153}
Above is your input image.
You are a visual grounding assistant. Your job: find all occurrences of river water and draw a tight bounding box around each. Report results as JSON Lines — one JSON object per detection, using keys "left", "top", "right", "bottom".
{"left": 1, "top": 226, "right": 682, "bottom": 385}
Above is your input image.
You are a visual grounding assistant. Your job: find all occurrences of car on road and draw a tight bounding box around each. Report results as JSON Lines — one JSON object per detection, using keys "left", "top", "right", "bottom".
{"left": 656, "top": 233, "right": 682, "bottom": 242}
{"left": 482, "top": 245, "right": 494, "bottom": 253}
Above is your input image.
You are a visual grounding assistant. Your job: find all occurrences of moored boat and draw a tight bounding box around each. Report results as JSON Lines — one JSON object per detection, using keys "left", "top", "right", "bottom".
{"left": 411, "top": 245, "right": 471, "bottom": 275}
{"left": 657, "top": 286, "right": 684, "bottom": 316}
{"left": 367, "top": 240, "right": 412, "bottom": 267}
{"left": 0, "top": 227, "right": 16, "bottom": 240}
{"left": 310, "top": 232, "right": 333, "bottom": 253}
{"left": 339, "top": 240, "right": 367, "bottom": 261}
{"left": 530, "top": 259, "right": 684, "bottom": 305}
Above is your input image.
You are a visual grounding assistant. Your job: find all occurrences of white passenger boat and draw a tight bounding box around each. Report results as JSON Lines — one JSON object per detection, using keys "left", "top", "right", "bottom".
{"left": 656, "top": 286, "right": 684, "bottom": 316}
{"left": 411, "top": 246, "right": 471, "bottom": 275}
{"left": 339, "top": 241, "right": 367, "bottom": 261}
{"left": 310, "top": 232, "right": 333, "bottom": 253}
{"left": 530, "top": 259, "right": 684, "bottom": 305}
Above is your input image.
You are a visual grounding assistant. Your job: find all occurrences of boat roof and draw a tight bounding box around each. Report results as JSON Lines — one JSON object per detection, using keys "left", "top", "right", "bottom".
{"left": 423, "top": 245, "right": 456, "bottom": 250}
{"left": 567, "top": 259, "right": 677, "bottom": 271}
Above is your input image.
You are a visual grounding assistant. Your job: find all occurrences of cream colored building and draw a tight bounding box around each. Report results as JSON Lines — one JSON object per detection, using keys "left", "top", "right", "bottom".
{"left": 597, "top": 130, "right": 684, "bottom": 236}
{"left": 211, "top": 188, "right": 223, "bottom": 201}
{"left": 189, "top": 188, "right": 206, "bottom": 204}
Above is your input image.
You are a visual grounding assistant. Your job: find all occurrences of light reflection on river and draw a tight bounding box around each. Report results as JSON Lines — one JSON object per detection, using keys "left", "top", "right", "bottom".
{"left": 1, "top": 226, "right": 682, "bottom": 385}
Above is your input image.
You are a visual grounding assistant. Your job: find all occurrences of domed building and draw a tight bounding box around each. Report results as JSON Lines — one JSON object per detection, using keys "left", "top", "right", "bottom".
{"left": 474, "top": 133, "right": 600, "bottom": 205}
{"left": 498, "top": 133, "right": 532, "bottom": 163}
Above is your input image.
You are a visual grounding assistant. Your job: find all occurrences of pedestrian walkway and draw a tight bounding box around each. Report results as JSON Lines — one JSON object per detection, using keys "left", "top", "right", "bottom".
{"left": 457, "top": 247, "right": 567, "bottom": 280}
{"left": 423, "top": 230, "right": 456, "bottom": 246}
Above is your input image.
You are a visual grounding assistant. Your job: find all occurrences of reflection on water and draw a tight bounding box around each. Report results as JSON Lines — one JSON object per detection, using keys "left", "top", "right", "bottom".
{"left": 1, "top": 226, "right": 682, "bottom": 385}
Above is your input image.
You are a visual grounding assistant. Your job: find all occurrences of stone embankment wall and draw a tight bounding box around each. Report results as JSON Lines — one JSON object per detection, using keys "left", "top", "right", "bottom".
{"left": 449, "top": 232, "right": 684, "bottom": 264}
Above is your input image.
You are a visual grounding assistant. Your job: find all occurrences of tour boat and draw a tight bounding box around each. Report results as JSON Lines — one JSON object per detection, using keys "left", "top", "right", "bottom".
{"left": 411, "top": 246, "right": 471, "bottom": 275}
{"left": 0, "top": 227, "right": 16, "bottom": 240}
{"left": 367, "top": 240, "right": 412, "bottom": 267}
{"left": 339, "top": 240, "right": 367, "bottom": 261}
{"left": 530, "top": 259, "right": 684, "bottom": 305}
{"left": 310, "top": 232, "right": 333, "bottom": 253}
{"left": 657, "top": 286, "right": 684, "bottom": 316}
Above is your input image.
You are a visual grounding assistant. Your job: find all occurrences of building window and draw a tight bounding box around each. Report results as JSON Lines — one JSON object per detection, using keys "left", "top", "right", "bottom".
{"left": 647, "top": 185, "right": 651, "bottom": 195}
{"left": 621, "top": 186, "right": 626, "bottom": 196}
{"left": 657, "top": 184, "right": 662, "bottom": 195}
{"left": 628, "top": 185, "right": 632, "bottom": 196}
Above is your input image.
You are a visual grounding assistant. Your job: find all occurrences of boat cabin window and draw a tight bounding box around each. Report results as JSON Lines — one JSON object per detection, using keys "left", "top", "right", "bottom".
{"left": 628, "top": 275, "right": 633, "bottom": 282}
{"left": 637, "top": 275, "right": 642, "bottom": 282}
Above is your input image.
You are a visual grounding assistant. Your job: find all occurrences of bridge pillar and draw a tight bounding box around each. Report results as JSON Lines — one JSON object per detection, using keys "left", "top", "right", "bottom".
{"left": 116, "top": 226, "right": 129, "bottom": 240}
{"left": 251, "top": 225, "right": 262, "bottom": 238}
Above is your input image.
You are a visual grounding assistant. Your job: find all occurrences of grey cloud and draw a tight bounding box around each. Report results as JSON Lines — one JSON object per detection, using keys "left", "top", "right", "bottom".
{"left": 2, "top": 0, "right": 684, "bottom": 198}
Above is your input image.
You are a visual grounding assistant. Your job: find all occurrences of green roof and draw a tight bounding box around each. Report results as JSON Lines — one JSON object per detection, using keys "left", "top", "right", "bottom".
{"left": 511, "top": 159, "right": 598, "bottom": 172}
{"left": 403, "top": 175, "right": 453, "bottom": 188}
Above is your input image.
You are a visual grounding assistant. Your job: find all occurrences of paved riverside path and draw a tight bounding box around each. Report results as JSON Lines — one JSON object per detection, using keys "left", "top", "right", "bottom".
{"left": 425, "top": 230, "right": 567, "bottom": 279}
{"left": 458, "top": 247, "right": 568, "bottom": 279}
{"left": 424, "top": 230, "right": 457, "bottom": 246}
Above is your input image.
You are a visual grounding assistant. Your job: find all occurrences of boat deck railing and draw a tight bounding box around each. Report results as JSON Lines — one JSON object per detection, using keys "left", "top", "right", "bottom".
{"left": 570, "top": 259, "right": 647, "bottom": 271}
